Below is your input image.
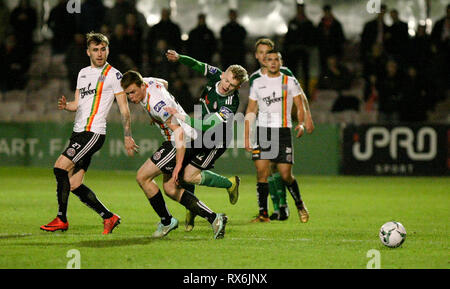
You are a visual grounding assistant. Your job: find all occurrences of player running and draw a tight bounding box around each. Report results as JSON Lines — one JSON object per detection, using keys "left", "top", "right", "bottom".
{"left": 165, "top": 49, "right": 248, "bottom": 231}
{"left": 249, "top": 38, "right": 314, "bottom": 221}
{"left": 40, "top": 32, "right": 139, "bottom": 234}
{"left": 245, "top": 49, "right": 311, "bottom": 223}
{"left": 120, "top": 70, "right": 228, "bottom": 239}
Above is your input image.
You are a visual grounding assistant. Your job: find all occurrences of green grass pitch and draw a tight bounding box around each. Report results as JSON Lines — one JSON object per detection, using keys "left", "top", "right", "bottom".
{"left": 0, "top": 166, "right": 448, "bottom": 269}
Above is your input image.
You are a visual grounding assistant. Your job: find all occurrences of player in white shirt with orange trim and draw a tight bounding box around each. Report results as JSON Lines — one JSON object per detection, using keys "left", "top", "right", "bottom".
{"left": 40, "top": 33, "right": 138, "bottom": 235}
{"left": 121, "top": 70, "right": 228, "bottom": 239}
{"left": 245, "top": 49, "right": 311, "bottom": 224}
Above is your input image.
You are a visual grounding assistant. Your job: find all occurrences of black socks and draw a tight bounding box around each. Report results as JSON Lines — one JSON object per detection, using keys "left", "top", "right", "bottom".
{"left": 72, "top": 184, "right": 113, "bottom": 219}
{"left": 54, "top": 168, "right": 70, "bottom": 222}
{"left": 257, "top": 182, "right": 269, "bottom": 217}
{"left": 148, "top": 190, "right": 172, "bottom": 226}
{"left": 179, "top": 189, "right": 216, "bottom": 224}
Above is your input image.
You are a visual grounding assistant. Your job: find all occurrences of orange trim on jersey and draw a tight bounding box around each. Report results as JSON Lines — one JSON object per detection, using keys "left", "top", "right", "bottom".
{"left": 281, "top": 75, "right": 288, "bottom": 127}
{"left": 85, "top": 64, "right": 112, "bottom": 131}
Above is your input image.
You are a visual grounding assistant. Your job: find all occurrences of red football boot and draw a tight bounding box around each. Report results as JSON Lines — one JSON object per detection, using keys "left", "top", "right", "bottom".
{"left": 40, "top": 217, "right": 69, "bottom": 232}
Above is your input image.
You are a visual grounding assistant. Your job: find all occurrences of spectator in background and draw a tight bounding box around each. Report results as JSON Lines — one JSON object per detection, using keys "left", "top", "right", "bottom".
{"left": 316, "top": 5, "right": 345, "bottom": 75}
{"left": 9, "top": 0, "right": 37, "bottom": 55}
{"left": 430, "top": 4, "right": 450, "bottom": 99}
{"left": 362, "top": 43, "right": 388, "bottom": 100}
{"left": 385, "top": 9, "right": 409, "bottom": 65}
{"left": 0, "top": 34, "right": 31, "bottom": 91}
{"left": 147, "top": 8, "right": 182, "bottom": 65}
{"left": 282, "top": 3, "right": 315, "bottom": 96}
{"left": 80, "top": 0, "right": 107, "bottom": 34}
{"left": 399, "top": 66, "right": 428, "bottom": 122}
{"left": 109, "top": 23, "right": 135, "bottom": 73}
{"left": 125, "top": 13, "right": 143, "bottom": 69}
{"left": 104, "top": 0, "right": 133, "bottom": 31}
{"left": 220, "top": 9, "right": 247, "bottom": 69}
{"left": 0, "top": 0, "right": 10, "bottom": 44}
{"left": 188, "top": 13, "right": 217, "bottom": 65}
{"left": 376, "top": 59, "right": 404, "bottom": 123}
{"left": 318, "top": 55, "right": 352, "bottom": 91}
{"left": 65, "top": 33, "right": 90, "bottom": 91}
{"left": 169, "top": 75, "right": 195, "bottom": 115}
{"left": 47, "top": 0, "right": 78, "bottom": 54}
{"left": 360, "top": 4, "right": 388, "bottom": 66}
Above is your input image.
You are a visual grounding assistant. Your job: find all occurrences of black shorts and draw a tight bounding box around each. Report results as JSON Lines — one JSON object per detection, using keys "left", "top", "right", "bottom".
{"left": 62, "top": 131, "right": 105, "bottom": 172}
{"left": 189, "top": 145, "right": 227, "bottom": 170}
{"left": 252, "top": 127, "right": 294, "bottom": 164}
{"left": 150, "top": 141, "right": 194, "bottom": 175}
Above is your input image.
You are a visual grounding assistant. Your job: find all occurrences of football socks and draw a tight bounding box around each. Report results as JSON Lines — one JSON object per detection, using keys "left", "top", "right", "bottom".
{"left": 285, "top": 179, "right": 303, "bottom": 209}
{"left": 54, "top": 167, "right": 70, "bottom": 223}
{"left": 267, "top": 175, "right": 280, "bottom": 212}
{"left": 257, "top": 182, "right": 269, "bottom": 217}
{"left": 179, "top": 189, "right": 216, "bottom": 224}
{"left": 72, "top": 184, "right": 113, "bottom": 219}
{"left": 272, "top": 172, "right": 288, "bottom": 206}
{"left": 200, "top": 170, "right": 232, "bottom": 189}
{"left": 148, "top": 190, "right": 172, "bottom": 226}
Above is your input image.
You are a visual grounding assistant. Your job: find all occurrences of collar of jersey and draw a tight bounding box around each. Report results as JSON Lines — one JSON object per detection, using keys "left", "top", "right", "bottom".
{"left": 90, "top": 62, "right": 109, "bottom": 71}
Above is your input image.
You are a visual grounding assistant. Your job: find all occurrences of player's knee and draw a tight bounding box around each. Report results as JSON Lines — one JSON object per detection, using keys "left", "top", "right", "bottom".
{"left": 136, "top": 170, "right": 148, "bottom": 186}
{"left": 280, "top": 172, "right": 294, "bottom": 184}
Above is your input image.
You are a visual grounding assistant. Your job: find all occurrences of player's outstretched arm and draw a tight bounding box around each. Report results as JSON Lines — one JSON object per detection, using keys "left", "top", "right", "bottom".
{"left": 164, "top": 107, "right": 223, "bottom": 132}
{"left": 166, "top": 50, "right": 206, "bottom": 75}
{"left": 58, "top": 89, "right": 79, "bottom": 112}
{"left": 115, "top": 91, "right": 139, "bottom": 156}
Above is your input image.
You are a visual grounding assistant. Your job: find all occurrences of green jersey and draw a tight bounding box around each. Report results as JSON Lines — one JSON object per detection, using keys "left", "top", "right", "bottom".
{"left": 178, "top": 55, "right": 239, "bottom": 146}
{"left": 179, "top": 55, "right": 239, "bottom": 118}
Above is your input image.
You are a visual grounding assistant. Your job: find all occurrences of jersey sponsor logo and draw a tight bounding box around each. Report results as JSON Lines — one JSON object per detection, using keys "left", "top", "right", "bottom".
{"left": 208, "top": 65, "right": 218, "bottom": 74}
{"left": 116, "top": 72, "right": 122, "bottom": 80}
{"left": 154, "top": 100, "right": 166, "bottom": 112}
{"left": 218, "top": 106, "right": 233, "bottom": 121}
{"left": 262, "top": 91, "right": 283, "bottom": 106}
{"left": 79, "top": 83, "right": 96, "bottom": 99}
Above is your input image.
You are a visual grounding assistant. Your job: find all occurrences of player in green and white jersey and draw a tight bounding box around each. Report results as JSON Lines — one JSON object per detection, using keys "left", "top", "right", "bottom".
{"left": 165, "top": 49, "right": 248, "bottom": 230}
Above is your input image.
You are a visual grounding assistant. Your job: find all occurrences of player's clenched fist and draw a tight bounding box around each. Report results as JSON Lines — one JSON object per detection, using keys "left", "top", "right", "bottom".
{"left": 58, "top": 95, "right": 67, "bottom": 110}
{"left": 166, "top": 50, "right": 180, "bottom": 62}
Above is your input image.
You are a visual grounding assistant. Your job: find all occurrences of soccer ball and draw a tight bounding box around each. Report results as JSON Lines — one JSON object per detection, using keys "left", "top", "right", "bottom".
{"left": 379, "top": 221, "right": 407, "bottom": 248}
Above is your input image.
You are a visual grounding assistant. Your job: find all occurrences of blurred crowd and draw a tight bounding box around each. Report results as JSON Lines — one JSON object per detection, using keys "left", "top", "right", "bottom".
{"left": 0, "top": 0, "right": 448, "bottom": 122}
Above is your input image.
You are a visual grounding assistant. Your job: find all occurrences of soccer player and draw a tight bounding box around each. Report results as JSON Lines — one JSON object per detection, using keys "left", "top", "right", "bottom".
{"left": 249, "top": 38, "right": 314, "bottom": 221}
{"left": 40, "top": 32, "right": 139, "bottom": 234}
{"left": 165, "top": 49, "right": 248, "bottom": 231}
{"left": 120, "top": 70, "right": 228, "bottom": 239}
{"left": 245, "top": 49, "right": 312, "bottom": 223}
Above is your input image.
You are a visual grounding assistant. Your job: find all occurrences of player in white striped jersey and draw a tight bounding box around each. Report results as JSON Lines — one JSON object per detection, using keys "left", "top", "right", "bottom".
{"left": 247, "top": 38, "right": 315, "bottom": 221}
{"left": 245, "top": 49, "right": 311, "bottom": 223}
{"left": 121, "top": 70, "right": 228, "bottom": 239}
{"left": 40, "top": 33, "right": 138, "bottom": 235}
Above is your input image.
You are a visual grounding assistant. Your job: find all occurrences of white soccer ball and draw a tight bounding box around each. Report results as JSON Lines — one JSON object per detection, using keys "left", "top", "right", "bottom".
{"left": 379, "top": 221, "right": 407, "bottom": 248}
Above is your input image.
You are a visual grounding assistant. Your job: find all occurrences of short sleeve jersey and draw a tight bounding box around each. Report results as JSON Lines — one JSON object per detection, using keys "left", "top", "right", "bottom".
{"left": 249, "top": 72, "right": 303, "bottom": 128}
{"left": 74, "top": 63, "right": 123, "bottom": 134}
{"left": 140, "top": 77, "right": 197, "bottom": 141}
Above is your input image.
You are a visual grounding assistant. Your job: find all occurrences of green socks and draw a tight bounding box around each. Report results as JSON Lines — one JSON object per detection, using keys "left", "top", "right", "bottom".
{"left": 199, "top": 170, "right": 232, "bottom": 189}
{"left": 268, "top": 172, "right": 287, "bottom": 212}
{"left": 268, "top": 175, "right": 280, "bottom": 212}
